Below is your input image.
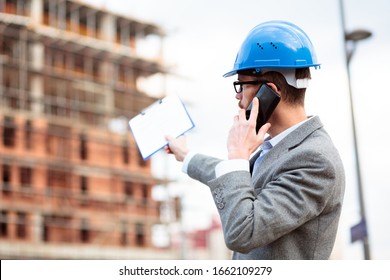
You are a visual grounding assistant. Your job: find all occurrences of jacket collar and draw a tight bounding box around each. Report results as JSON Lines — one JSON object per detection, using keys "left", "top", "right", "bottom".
{"left": 280, "top": 115, "right": 323, "bottom": 151}
{"left": 250, "top": 116, "right": 323, "bottom": 173}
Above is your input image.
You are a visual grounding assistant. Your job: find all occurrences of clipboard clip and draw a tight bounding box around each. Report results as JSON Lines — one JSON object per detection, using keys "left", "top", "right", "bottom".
{"left": 140, "top": 99, "right": 163, "bottom": 116}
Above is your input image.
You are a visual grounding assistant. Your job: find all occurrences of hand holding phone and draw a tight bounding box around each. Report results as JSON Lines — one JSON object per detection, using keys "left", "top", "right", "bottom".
{"left": 246, "top": 84, "right": 280, "bottom": 133}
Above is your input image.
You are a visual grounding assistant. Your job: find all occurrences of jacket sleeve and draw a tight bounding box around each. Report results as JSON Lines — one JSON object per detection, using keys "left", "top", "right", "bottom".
{"left": 186, "top": 153, "right": 222, "bottom": 184}
{"left": 201, "top": 150, "right": 338, "bottom": 254}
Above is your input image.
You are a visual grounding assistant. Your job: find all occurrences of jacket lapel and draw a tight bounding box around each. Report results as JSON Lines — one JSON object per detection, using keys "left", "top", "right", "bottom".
{"left": 250, "top": 116, "right": 323, "bottom": 175}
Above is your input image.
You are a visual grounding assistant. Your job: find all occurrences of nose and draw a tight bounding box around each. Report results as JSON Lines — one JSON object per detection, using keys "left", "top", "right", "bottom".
{"left": 235, "top": 92, "right": 242, "bottom": 100}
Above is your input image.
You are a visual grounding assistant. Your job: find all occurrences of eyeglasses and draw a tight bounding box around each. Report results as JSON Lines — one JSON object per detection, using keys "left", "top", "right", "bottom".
{"left": 233, "top": 80, "right": 263, "bottom": 94}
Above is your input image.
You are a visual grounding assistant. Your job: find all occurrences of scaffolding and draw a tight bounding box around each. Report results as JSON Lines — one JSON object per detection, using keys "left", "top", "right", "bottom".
{"left": 0, "top": 0, "right": 167, "bottom": 123}
{"left": 0, "top": 0, "right": 179, "bottom": 259}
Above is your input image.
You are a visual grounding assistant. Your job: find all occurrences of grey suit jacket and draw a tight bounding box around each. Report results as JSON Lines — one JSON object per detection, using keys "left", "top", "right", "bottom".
{"left": 187, "top": 116, "right": 345, "bottom": 259}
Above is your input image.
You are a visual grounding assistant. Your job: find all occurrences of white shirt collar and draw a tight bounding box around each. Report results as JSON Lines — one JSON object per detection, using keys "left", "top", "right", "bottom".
{"left": 267, "top": 116, "right": 312, "bottom": 148}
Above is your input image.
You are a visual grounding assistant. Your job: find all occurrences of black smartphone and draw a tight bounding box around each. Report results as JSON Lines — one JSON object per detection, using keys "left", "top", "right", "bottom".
{"left": 246, "top": 84, "right": 280, "bottom": 133}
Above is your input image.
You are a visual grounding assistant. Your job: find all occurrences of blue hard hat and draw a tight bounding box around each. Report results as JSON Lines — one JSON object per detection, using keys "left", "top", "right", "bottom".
{"left": 223, "top": 20, "right": 320, "bottom": 77}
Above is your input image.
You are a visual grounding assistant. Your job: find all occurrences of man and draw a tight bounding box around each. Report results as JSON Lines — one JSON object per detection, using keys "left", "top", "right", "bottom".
{"left": 165, "top": 20, "right": 345, "bottom": 259}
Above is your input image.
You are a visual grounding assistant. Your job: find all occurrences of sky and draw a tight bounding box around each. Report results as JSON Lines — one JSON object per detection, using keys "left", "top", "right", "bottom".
{"left": 83, "top": 0, "right": 390, "bottom": 260}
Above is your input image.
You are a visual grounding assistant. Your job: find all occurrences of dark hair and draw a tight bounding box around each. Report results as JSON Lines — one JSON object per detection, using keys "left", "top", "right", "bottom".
{"left": 237, "top": 68, "right": 311, "bottom": 106}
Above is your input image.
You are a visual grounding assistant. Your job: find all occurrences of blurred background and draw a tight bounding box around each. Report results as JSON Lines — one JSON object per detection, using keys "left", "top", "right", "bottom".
{"left": 0, "top": 0, "right": 389, "bottom": 260}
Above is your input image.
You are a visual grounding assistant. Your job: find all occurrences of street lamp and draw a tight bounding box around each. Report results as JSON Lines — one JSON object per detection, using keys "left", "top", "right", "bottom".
{"left": 345, "top": 30, "right": 373, "bottom": 64}
{"left": 339, "top": 0, "right": 372, "bottom": 260}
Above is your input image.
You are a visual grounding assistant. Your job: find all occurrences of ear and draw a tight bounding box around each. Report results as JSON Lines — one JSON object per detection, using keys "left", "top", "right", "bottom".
{"left": 266, "top": 83, "right": 281, "bottom": 96}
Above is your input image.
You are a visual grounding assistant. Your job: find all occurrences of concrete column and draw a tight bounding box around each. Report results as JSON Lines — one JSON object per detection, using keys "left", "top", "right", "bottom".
{"left": 32, "top": 212, "right": 43, "bottom": 243}
{"left": 0, "top": 0, "right": 5, "bottom": 13}
{"left": 70, "top": 3, "right": 79, "bottom": 33}
{"left": 100, "top": 13, "right": 115, "bottom": 43}
{"left": 30, "top": 42, "right": 44, "bottom": 115}
{"left": 30, "top": 0, "right": 43, "bottom": 24}
{"left": 99, "top": 8, "right": 115, "bottom": 121}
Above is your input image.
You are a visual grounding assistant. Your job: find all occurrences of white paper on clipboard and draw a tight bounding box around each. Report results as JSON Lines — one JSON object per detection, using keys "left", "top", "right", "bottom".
{"left": 128, "top": 95, "right": 195, "bottom": 160}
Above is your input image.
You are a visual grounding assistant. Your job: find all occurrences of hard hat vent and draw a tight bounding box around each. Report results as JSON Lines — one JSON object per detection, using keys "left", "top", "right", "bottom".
{"left": 256, "top": 42, "right": 278, "bottom": 50}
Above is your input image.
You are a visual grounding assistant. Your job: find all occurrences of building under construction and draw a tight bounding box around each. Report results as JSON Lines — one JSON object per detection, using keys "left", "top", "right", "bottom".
{"left": 0, "top": 0, "right": 179, "bottom": 259}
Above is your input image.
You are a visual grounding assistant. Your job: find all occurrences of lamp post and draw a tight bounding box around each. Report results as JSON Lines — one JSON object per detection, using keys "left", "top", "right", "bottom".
{"left": 345, "top": 30, "right": 373, "bottom": 64}
{"left": 339, "top": 0, "right": 372, "bottom": 260}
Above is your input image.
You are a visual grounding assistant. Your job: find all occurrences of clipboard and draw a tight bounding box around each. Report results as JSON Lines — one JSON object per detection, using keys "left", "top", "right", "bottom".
{"left": 128, "top": 95, "right": 195, "bottom": 160}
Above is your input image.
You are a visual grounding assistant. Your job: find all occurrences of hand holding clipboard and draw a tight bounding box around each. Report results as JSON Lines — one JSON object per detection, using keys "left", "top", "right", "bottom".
{"left": 128, "top": 95, "right": 195, "bottom": 160}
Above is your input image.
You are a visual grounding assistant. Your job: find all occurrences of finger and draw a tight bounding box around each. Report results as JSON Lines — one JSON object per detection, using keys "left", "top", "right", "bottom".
{"left": 164, "top": 135, "right": 173, "bottom": 154}
{"left": 238, "top": 108, "right": 247, "bottom": 122}
{"left": 249, "top": 97, "right": 259, "bottom": 122}
{"left": 164, "top": 145, "right": 172, "bottom": 154}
